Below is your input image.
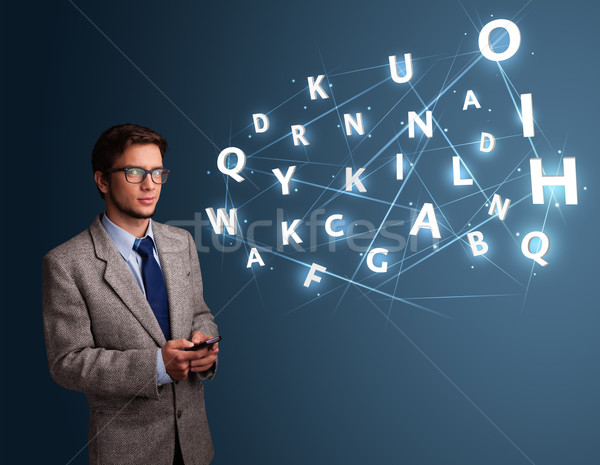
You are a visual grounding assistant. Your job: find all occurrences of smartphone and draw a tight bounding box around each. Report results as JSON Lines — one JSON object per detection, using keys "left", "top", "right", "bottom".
{"left": 182, "top": 336, "right": 221, "bottom": 351}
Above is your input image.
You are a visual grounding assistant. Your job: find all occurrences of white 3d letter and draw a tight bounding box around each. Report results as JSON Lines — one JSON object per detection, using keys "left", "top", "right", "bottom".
{"left": 205, "top": 208, "right": 238, "bottom": 235}
{"left": 344, "top": 113, "right": 365, "bottom": 136}
{"left": 389, "top": 53, "right": 413, "bottom": 83}
{"left": 488, "top": 194, "right": 511, "bottom": 220}
{"left": 453, "top": 156, "right": 473, "bottom": 186}
{"left": 396, "top": 153, "right": 404, "bottom": 180}
{"left": 246, "top": 248, "right": 265, "bottom": 268}
{"left": 304, "top": 263, "right": 326, "bottom": 287}
{"left": 307, "top": 75, "right": 329, "bottom": 100}
{"left": 345, "top": 167, "right": 367, "bottom": 192}
{"left": 272, "top": 165, "right": 297, "bottom": 195}
{"left": 325, "top": 214, "right": 344, "bottom": 237}
{"left": 291, "top": 125, "right": 310, "bottom": 146}
{"left": 478, "top": 19, "right": 521, "bottom": 61}
{"left": 281, "top": 219, "right": 303, "bottom": 245}
{"left": 520, "top": 93, "right": 534, "bottom": 137}
{"left": 530, "top": 157, "right": 577, "bottom": 205}
{"left": 217, "top": 147, "right": 246, "bottom": 182}
{"left": 367, "top": 248, "right": 389, "bottom": 273}
{"left": 409, "top": 203, "right": 441, "bottom": 239}
{"left": 408, "top": 111, "right": 433, "bottom": 138}
{"left": 467, "top": 231, "right": 489, "bottom": 256}
{"left": 463, "top": 90, "right": 481, "bottom": 110}
{"left": 480, "top": 132, "right": 496, "bottom": 152}
{"left": 252, "top": 113, "right": 270, "bottom": 133}
{"left": 521, "top": 231, "right": 550, "bottom": 266}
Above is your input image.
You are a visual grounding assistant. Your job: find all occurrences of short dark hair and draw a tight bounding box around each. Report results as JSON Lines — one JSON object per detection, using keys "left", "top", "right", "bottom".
{"left": 92, "top": 123, "right": 168, "bottom": 198}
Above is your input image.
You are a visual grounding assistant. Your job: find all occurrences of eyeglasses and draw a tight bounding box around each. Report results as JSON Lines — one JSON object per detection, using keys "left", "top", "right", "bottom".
{"left": 107, "top": 167, "right": 170, "bottom": 184}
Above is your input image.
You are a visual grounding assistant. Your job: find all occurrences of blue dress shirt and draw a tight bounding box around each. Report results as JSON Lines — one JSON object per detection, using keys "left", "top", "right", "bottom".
{"left": 101, "top": 213, "right": 173, "bottom": 386}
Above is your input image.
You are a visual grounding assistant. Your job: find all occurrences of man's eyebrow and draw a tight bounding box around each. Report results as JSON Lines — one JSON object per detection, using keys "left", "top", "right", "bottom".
{"left": 121, "top": 165, "right": 164, "bottom": 169}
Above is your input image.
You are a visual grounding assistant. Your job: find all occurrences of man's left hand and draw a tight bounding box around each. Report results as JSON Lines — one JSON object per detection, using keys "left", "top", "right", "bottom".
{"left": 189, "top": 331, "right": 219, "bottom": 372}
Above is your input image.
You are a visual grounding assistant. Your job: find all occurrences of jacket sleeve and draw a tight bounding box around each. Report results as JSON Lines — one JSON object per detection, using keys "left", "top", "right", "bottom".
{"left": 42, "top": 252, "right": 160, "bottom": 400}
{"left": 186, "top": 231, "right": 219, "bottom": 380}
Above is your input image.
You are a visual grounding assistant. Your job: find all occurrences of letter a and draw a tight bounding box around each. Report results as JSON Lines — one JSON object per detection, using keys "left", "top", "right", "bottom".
{"left": 246, "top": 248, "right": 265, "bottom": 268}
{"left": 409, "top": 203, "right": 441, "bottom": 239}
{"left": 463, "top": 90, "right": 481, "bottom": 110}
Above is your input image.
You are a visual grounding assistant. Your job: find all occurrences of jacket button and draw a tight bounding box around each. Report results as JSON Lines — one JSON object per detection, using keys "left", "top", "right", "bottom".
{"left": 177, "top": 410, "right": 182, "bottom": 419}
{"left": 175, "top": 381, "right": 179, "bottom": 385}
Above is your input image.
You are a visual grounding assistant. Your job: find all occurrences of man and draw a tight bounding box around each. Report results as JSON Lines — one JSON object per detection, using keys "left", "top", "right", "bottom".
{"left": 42, "top": 124, "right": 219, "bottom": 465}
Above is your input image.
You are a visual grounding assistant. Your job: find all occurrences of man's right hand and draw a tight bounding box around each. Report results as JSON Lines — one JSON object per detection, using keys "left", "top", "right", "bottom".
{"left": 161, "top": 339, "right": 202, "bottom": 381}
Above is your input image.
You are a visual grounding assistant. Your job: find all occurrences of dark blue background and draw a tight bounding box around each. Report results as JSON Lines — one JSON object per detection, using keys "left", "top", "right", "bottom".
{"left": 2, "top": 1, "right": 599, "bottom": 463}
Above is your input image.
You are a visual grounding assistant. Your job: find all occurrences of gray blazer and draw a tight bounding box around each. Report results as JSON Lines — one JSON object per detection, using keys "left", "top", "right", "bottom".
{"left": 42, "top": 214, "right": 218, "bottom": 465}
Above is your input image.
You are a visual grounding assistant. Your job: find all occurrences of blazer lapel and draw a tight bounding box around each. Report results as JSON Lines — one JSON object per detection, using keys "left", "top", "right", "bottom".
{"left": 153, "top": 222, "right": 193, "bottom": 341}
{"left": 89, "top": 215, "right": 167, "bottom": 347}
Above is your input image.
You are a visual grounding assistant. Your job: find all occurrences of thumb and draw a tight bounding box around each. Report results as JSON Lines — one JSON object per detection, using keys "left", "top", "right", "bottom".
{"left": 168, "top": 338, "right": 194, "bottom": 350}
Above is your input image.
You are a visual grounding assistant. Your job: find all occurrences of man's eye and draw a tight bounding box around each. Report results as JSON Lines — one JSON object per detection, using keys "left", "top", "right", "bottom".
{"left": 128, "top": 168, "right": 144, "bottom": 176}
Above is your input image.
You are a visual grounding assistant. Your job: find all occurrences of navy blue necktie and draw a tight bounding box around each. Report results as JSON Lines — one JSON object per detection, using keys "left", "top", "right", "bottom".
{"left": 135, "top": 237, "right": 171, "bottom": 340}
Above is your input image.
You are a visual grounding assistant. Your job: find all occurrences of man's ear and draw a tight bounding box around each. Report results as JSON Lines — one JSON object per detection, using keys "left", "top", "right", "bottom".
{"left": 94, "top": 171, "right": 110, "bottom": 195}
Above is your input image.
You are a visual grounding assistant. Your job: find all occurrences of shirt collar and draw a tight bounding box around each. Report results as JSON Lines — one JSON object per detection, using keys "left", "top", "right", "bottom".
{"left": 101, "top": 212, "right": 156, "bottom": 261}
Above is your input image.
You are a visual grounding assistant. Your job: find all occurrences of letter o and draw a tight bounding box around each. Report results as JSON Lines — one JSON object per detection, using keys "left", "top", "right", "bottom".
{"left": 478, "top": 19, "right": 521, "bottom": 62}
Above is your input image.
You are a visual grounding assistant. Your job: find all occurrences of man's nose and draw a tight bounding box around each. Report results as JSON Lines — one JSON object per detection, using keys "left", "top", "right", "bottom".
{"left": 141, "top": 173, "right": 156, "bottom": 189}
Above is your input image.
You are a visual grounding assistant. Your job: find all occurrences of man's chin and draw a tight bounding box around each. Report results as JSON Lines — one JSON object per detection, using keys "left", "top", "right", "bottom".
{"left": 116, "top": 204, "right": 156, "bottom": 220}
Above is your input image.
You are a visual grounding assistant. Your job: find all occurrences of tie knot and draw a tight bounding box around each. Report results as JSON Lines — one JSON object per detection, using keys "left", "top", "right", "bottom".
{"left": 135, "top": 237, "right": 155, "bottom": 258}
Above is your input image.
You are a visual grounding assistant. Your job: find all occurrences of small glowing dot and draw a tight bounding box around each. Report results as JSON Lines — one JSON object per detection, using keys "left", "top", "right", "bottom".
{"left": 410, "top": 162, "right": 413, "bottom": 166}
{"left": 206, "top": 170, "right": 211, "bottom": 174}
{"left": 584, "top": 186, "right": 587, "bottom": 190}
{"left": 248, "top": 134, "right": 252, "bottom": 138}
{"left": 244, "top": 219, "right": 247, "bottom": 223}
{"left": 368, "top": 106, "right": 372, "bottom": 110}
{"left": 401, "top": 121, "right": 405, "bottom": 125}
{"left": 488, "top": 108, "right": 492, "bottom": 112}
{"left": 533, "top": 273, "right": 537, "bottom": 276}
{"left": 294, "top": 188, "right": 298, "bottom": 192}
{"left": 453, "top": 90, "right": 456, "bottom": 93}
{"left": 329, "top": 83, "right": 333, "bottom": 87}
{"left": 471, "top": 265, "right": 474, "bottom": 269}
{"left": 491, "top": 14, "right": 494, "bottom": 17}
{"left": 516, "top": 232, "right": 520, "bottom": 237}
{"left": 468, "top": 223, "right": 471, "bottom": 227}
{"left": 337, "top": 124, "right": 340, "bottom": 128}
{"left": 433, "top": 245, "right": 437, "bottom": 249}
{"left": 555, "top": 202, "right": 560, "bottom": 207}
{"left": 317, "top": 293, "right": 320, "bottom": 297}
{"left": 517, "top": 168, "right": 521, "bottom": 172}
{"left": 251, "top": 170, "right": 254, "bottom": 174}
{"left": 368, "top": 134, "right": 372, "bottom": 138}
{"left": 303, "top": 106, "right": 307, "bottom": 109}
{"left": 558, "top": 150, "right": 562, "bottom": 154}
{"left": 485, "top": 203, "right": 489, "bottom": 207}
{"left": 292, "top": 79, "right": 295, "bottom": 83}
{"left": 531, "top": 52, "right": 535, "bottom": 55}
{"left": 359, "top": 253, "right": 363, "bottom": 256}
{"left": 229, "top": 242, "right": 233, "bottom": 245}
{"left": 409, "top": 202, "right": 413, "bottom": 206}
{"left": 464, "top": 32, "right": 467, "bottom": 36}
{"left": 444, "top": 128, "right": 448, "bottom": 132}
{"left": 270, "top": 267, "right": 273, "bottom": 270}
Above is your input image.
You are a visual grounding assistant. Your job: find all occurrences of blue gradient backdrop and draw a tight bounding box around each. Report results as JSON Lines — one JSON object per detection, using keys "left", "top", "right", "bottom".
{"left": 2, "top": 1, "right": 599, "bottom": 463}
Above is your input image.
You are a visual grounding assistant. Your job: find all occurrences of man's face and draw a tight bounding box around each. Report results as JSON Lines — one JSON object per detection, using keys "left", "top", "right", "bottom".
{"left": 102, "top": 143, "right": 164, "bottom": 220}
